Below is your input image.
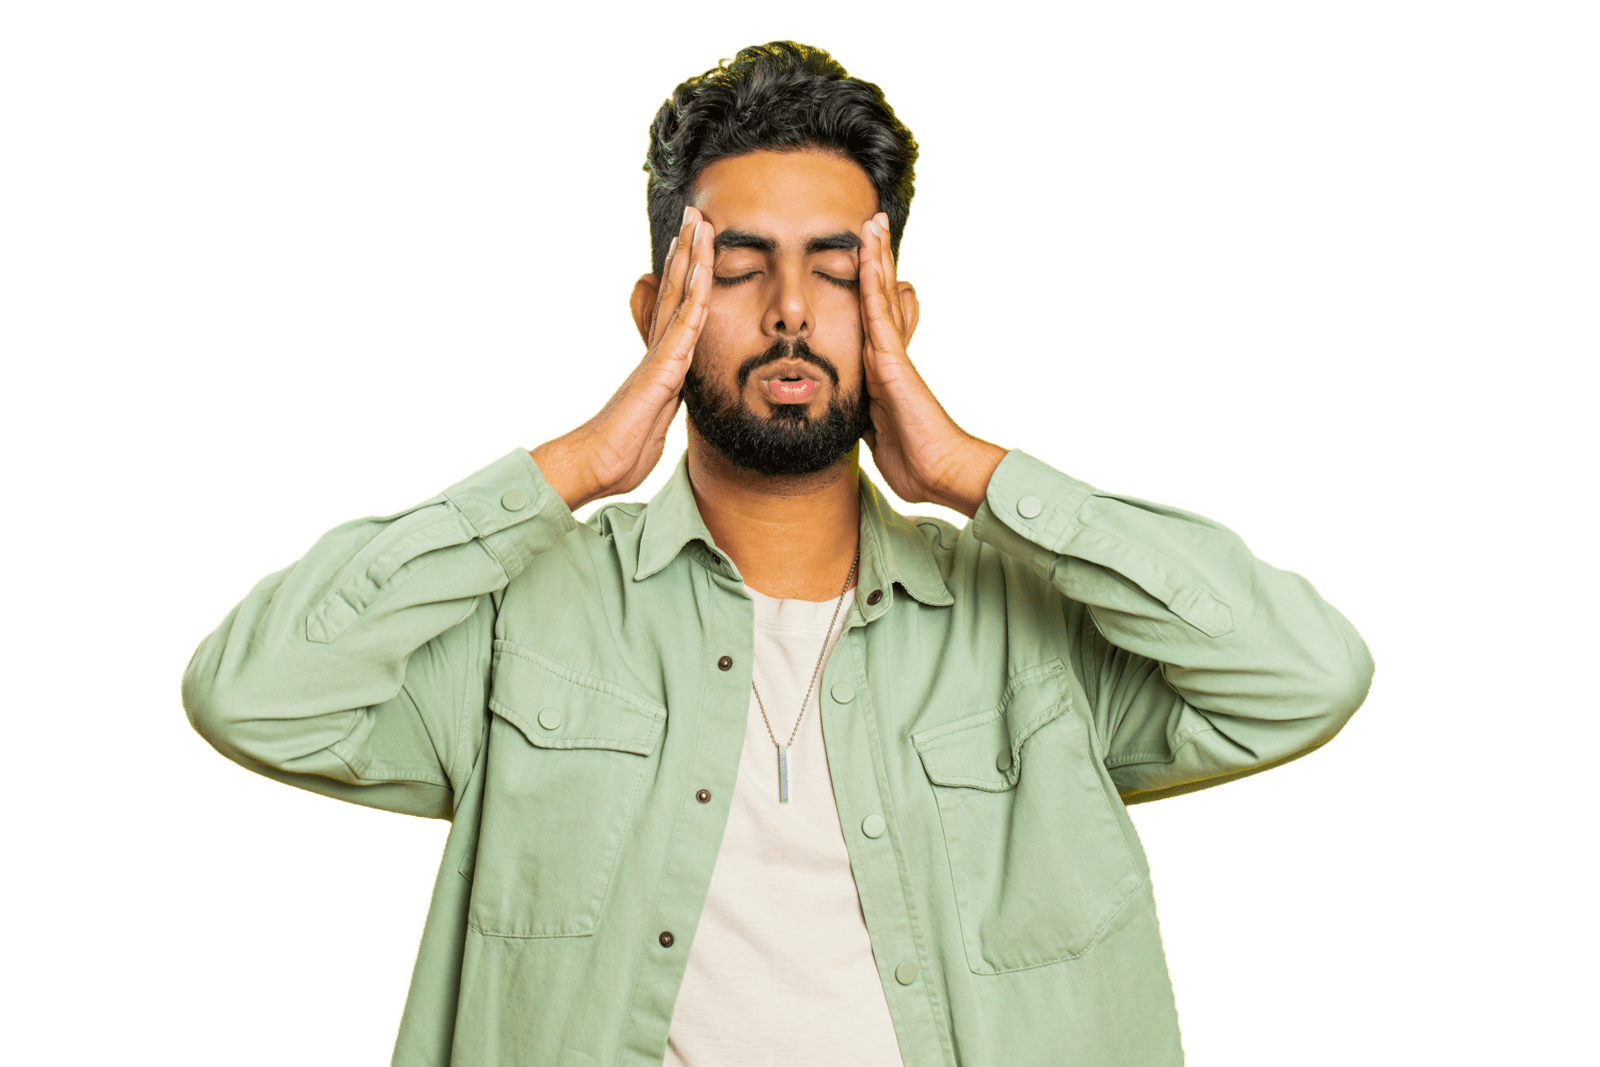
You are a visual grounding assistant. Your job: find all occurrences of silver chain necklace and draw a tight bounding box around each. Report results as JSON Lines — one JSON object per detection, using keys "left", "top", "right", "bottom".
{"left": 750, "top": 550, "right": 860, "bottom": 804}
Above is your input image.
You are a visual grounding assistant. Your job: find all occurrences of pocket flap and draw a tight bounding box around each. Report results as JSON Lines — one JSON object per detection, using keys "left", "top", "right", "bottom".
{"left": 911, "top": 659, "right": 1073, "bottom": 791}
{"left": 489, "top": 640, "right": 666, "bottom": 755}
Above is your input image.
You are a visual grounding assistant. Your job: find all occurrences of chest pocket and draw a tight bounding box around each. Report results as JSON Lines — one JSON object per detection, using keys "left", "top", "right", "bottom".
{"left": 464, "top": 640, "right": 666, "bottom": 939}
{"left": 911, "top": 659, "right": 1143, "bottom": 974}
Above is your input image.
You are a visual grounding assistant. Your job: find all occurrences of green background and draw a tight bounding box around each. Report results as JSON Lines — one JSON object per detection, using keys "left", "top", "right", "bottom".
{"left": 6, "top": 0, "right": 1593, "bottom": 1062}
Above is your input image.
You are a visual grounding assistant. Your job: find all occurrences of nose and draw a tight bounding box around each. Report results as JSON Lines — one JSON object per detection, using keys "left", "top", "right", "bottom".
{"left": 764, "top": 261, "right": 812, "bottom": 339}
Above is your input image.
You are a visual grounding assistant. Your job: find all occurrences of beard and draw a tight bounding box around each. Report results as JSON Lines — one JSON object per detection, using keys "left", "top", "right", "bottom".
{"left": 680, "top": 337, "right": 873, "bottom": 478}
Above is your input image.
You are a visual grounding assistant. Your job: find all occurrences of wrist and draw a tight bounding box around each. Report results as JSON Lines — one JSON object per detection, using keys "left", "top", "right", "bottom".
{"left": 529, "top": 432, "right": 603, "bottom": 512}
{"left": 934, "top": 436, "right": 1007, "bottom": 519}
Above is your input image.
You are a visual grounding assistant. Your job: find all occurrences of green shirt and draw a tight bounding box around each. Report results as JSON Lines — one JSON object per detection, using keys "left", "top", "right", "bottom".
{"left": 182, "top": 447, "right": 1373, "bottom": 1067}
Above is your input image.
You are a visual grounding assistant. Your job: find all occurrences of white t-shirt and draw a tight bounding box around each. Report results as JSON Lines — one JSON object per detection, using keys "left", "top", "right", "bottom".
{"left": 663, "top": 586, "right": 904, "bottom": 1067}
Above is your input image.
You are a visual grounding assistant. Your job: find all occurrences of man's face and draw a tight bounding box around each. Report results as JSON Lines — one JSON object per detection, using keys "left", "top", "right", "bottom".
{"left": 680, "top": 148, "right": 879, "bottom": 477}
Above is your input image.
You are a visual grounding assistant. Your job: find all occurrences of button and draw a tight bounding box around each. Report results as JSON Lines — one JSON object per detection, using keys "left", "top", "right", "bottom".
{"left": 830, "top": 682, "right": 855, "bottom": 704}
{"left": 895, "top": 961, "right": 919, "bottom": 985}
{"left": 866, "top": 589, "right": 883, "bottom": 606}
{"left": 659, "top": 931, "right": 675, "bottom": 948}
{"left": 1016, "top": 495, "right": 1043, "bottom": 519}
{"left": 717, "top": 655, "right": 733, "bottom": 671}
{"left": 501, "top": 489, "right": 528, "bottom": 511}
{"left": 861, "top": 814, "right": 887, "bottom": 839}
{"left": 537, "top": 708, "right": 562, "bottom": 731}
{"left": 695, "top": 788, "right": 712, "bottom": 804}
{"left": 996, "top": 747, "right": 1013, "bottom": 771}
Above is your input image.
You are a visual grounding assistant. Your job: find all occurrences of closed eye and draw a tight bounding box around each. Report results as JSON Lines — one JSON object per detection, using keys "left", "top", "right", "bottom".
{"left": 714, "top": 271, "right": 859, "bottom": 291}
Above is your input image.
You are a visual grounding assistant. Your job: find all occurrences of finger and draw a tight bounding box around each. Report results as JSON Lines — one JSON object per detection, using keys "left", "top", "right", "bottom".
{"left": 875, "top": 218, "right": 904, "bottom": 334}
{"left": 649, "top": 208, "right": 701, "bottom": 346}
{"left": 649, "top": 209, "right": 699, "bottom": 345}
{"left": 857, "top": 221, "right": 879, "bottom": 367}
{"left": 875, "top": 213, "right": 903, "bottom": 333}
{"left": 860, "top": 219, "right": 902, "bottom": 347}
{"left": 654, "top": 215, "right": 713, "bottom": 371}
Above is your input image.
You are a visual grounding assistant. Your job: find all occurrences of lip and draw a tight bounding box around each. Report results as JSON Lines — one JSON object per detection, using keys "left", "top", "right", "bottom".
{"left": 762, "top": 378, "right": 818, "bottom": 404}
{"left": 754, "top": 358, "right": 824, "bottom": 383}
{"left": 754, "top": 358, "right": 826, "bottom": 404}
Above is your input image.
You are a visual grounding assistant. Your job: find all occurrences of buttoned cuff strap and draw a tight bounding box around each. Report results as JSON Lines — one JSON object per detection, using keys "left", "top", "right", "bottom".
{"left": 969, "top": 449, "right": 1096, "bottom": 576}
{"left": 971, "top": 449, "right": 1236, "bottom": 638}
{"left": 443, "top": 448, "right": 579, "bottom": 581}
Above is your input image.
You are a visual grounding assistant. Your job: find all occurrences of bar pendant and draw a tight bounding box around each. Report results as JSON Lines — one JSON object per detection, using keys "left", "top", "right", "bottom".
{"left": 777, "top": 744, "right": 790, "bottom": 804}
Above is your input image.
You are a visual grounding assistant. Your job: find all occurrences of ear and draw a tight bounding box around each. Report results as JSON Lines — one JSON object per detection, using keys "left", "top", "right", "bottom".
{"left": 896, "top": 281, "right": 921, "bottom": 345}
{"left": 630, "top": 273, "right": 660, "bottom": 345}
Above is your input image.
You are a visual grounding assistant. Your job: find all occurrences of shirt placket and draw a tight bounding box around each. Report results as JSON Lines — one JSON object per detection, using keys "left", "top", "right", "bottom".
{"left": 618, "top": 563, "right": 757, "bottom": 1067}
{"left": 818, "top": 610, "right": 955, "bottom": 1067}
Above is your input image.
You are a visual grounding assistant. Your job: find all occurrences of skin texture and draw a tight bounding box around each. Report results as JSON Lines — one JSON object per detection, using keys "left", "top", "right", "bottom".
{"left": 530, "top": 148, "right": 1006, "bottom": 600}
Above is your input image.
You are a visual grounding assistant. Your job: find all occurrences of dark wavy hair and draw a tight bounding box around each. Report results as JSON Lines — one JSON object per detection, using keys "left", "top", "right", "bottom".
{"left": 643, "top": 41, "right": 918, "bottom": 276}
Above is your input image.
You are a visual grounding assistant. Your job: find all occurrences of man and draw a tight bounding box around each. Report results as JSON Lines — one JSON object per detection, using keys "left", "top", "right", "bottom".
{"left": 183, "top": 41, "right": 1373, "bottom": 1067}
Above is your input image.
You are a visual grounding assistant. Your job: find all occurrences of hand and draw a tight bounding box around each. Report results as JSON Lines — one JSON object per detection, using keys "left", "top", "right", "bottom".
{"left": 857, "top": 211, "right": 1006, "bottom": 519}
{"left": 530, "top": 208, "right": 714, "bottom": 511}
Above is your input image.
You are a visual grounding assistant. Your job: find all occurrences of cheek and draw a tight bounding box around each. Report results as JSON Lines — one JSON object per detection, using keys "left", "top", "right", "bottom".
{"left": 693, "top": 308, "right": 737, "bottom": 363}
{"left": 816, "top": 291, "right": 866, "bottom": 358}
{"left": 691, "top": 302, "right": 754, "bottom": 378}
{"left": 699, "top": 289, "right": 763, "bottom": 350}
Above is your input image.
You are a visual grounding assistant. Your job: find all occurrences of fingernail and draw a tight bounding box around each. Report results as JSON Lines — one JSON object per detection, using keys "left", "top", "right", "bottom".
{"left": 667, "top": 236, "right": 678, "bottom": 260}
{"left": 682, "top": 206, "right": 693, "bottom": 225}
{"left": 689, "top": 264, "right": 699, "bottom": 288}
{"left": 692, "top": 222, "right": 701, "bottom": 245}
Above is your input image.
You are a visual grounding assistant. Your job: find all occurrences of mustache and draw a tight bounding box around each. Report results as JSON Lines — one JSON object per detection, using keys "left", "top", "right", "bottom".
{"left": 735, "top": 338, "right": 841, "bottom": 391}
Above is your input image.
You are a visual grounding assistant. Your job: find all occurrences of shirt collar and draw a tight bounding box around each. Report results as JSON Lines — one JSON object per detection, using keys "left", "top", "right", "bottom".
{"left": 633, "top": 452, "right": 954, "bottom": 610}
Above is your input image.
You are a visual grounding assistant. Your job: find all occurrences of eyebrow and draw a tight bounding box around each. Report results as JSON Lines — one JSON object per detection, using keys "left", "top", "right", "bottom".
{"left": 712, "top": 228, "right": 864, "bottom": 255}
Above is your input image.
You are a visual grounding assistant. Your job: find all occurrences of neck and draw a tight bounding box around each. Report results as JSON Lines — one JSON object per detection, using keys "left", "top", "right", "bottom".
{"left": 686, "top": 428, "right": 862, "bottom": 601}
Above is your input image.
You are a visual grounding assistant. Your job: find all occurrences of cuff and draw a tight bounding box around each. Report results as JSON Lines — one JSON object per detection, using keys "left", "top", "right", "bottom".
{"left": 971, "top": 449, "right": 1237, "bottom": 638}
{"left": 969, "top": 449, "right": 1097, "bottom": 572}
{"left": 442, "top": 448, "right": 580, "bottom": 580}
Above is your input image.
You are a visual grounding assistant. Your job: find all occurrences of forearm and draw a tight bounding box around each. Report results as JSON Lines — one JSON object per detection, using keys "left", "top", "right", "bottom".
{"left": 182, "top": 448, "right": 578, "bottom": 798}
{"left": 970, "top": 450, "right": 1374, "bottom": 795}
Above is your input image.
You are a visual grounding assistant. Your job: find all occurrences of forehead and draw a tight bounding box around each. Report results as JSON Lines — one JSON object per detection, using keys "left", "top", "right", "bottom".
{"left": 690, "top": 148, "right": 878, "bottom": 237}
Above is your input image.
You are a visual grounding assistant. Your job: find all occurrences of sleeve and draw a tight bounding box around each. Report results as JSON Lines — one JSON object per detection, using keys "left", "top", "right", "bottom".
{"left": 181, "top": 448, "right": 579, "bottom": 818}
{"left": 968, "top": 449, "right": 1374, "bottom": 803}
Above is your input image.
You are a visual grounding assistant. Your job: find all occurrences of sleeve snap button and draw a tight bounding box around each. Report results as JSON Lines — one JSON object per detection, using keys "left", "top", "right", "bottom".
{"left": 1016, "top": 494, "right": 1043, "bottom": 519}
{"left": 501, "top": 489, "right": 528, "bottom": 511}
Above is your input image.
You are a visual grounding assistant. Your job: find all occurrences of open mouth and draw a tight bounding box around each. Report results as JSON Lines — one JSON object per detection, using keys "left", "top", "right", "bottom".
{"left": 757, "top": 358, "right": 824, "bottom": 404}
{"left": 766, "top": 376, "right": 819, "bottom": 403}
